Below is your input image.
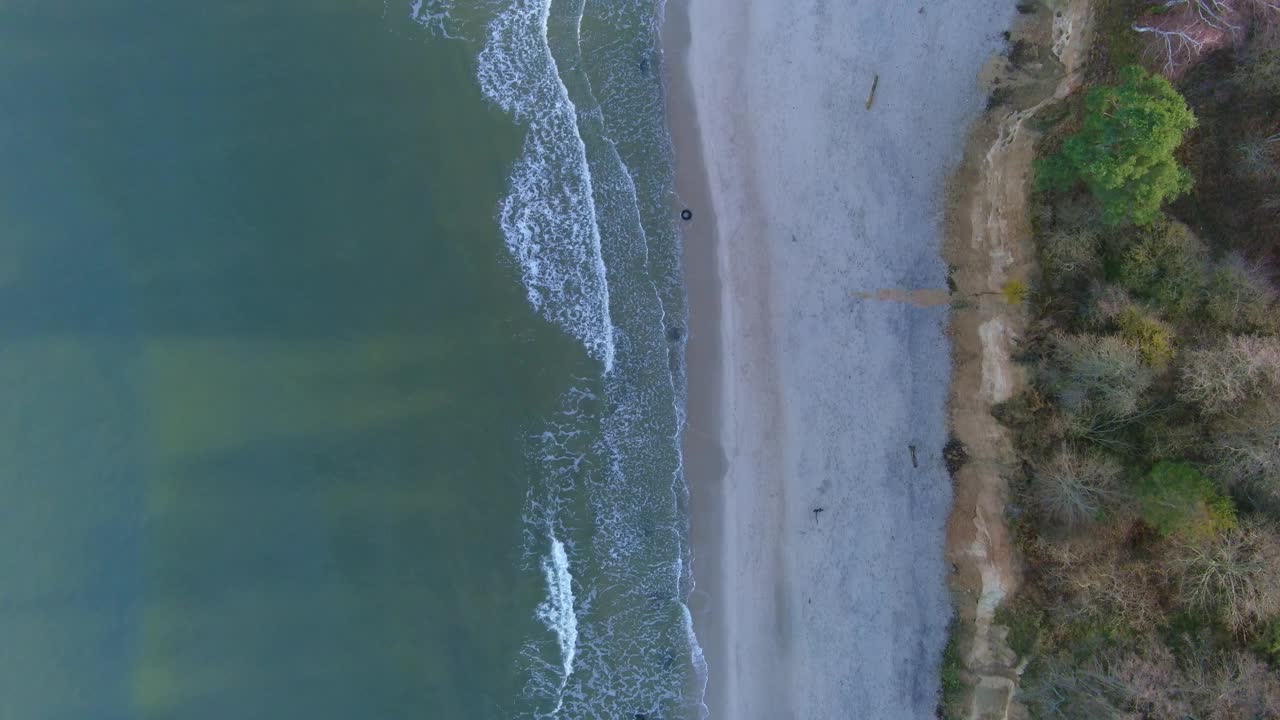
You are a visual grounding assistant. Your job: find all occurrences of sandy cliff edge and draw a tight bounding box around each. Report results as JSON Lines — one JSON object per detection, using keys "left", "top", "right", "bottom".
{"left": 941, "top": 3, "right": 1093, "bottom": 719}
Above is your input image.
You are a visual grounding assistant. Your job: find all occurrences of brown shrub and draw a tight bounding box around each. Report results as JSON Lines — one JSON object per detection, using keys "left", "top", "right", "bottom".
{"left": 1108, "top": 640, "right": 1280, "bottom": 719}
{"left": 1200, "top": 651, "right": 1280, "bottom": 720}
{"left": 1042, "top": 226, "right": 1102, "bottom": 285}
{"left": 1112, "top": 640, "right": 1197, "bottom": 718}
{"left": 1032, "top": 521, "right": 1169, "bottom": 637}
{"left": 1083, "top": 284, "right": 1135, "bottom": 329}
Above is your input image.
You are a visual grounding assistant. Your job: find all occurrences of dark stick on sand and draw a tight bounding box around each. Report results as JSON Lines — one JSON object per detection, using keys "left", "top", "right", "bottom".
{"left": 865, "top": 74, "right": 879, "bottom": 110}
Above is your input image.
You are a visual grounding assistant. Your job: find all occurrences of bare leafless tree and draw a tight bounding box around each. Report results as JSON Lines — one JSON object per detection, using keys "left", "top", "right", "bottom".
{"left": 1134, "top": 20, "right": 1223, "bottom": 75}
{"left": 1135, "top": 1, "right": 1233, "bottom": 75}
{"left": 1039, "top": 636, "right": 1280, "bottom": 719}
{"left": 1214, "top": 417, "right": 1280, "bottom": 511}
{"left": 1173, "top": 520, "right": 1280, "bottom": 633}
{"left": 1179, "top": 336, "right": 1280, "bottom": 416}
{"left": 1054, "top": 334, "right": 1153, "bottom": 419}
{"left": 1135, "top": 0, "right": 1280, "bottom": 75}
{"left": 1032, "top": 445, "right": 1122, "bottom": 528}
{"left": 1021, "top": 656, "right": 1131, "bottom": 720}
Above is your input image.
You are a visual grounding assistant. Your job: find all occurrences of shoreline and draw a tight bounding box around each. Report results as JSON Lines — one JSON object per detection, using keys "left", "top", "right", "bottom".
{"left": 662, "top": 0, "right": 727, "bottom": 715}
{"left": 667, "top": 0, "right": 1017, "bottom": 717}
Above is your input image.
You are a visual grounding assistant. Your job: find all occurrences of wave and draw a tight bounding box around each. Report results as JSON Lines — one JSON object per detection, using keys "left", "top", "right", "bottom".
{"left": 537, "top": 536, "right": 578, "bottom": 697}
{"left": 476, "top": 0, "right": 616, "bottom": 373}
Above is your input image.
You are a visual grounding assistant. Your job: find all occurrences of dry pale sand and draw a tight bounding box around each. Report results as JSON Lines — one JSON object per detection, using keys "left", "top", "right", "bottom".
{"left": 668, "top": 0, "right": 1014, "bottom": 718}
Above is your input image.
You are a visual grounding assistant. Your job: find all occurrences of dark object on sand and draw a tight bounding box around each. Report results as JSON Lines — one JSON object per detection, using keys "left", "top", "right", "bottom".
{"left": 666, "top": 325, "right": 684, "bottom": 342}
{"left": 909, "top": 444, "right": 918, "bottom": 468}
{"left": 943, "top": 437, "right": 969, "bottom": 475}
{"left": 681, "top": 208, "right": 693, "bottom": 221}
{"left": 865, "top": 74, "right": 879, "bottom": 110}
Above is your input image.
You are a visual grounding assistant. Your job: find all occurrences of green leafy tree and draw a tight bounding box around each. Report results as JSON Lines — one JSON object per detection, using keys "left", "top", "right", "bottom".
{"left": 1136, "top": 461, "right": 1236, "bottom": 541}
{"left": 1037, "top": 66, "right": 1197, "bottom": 225}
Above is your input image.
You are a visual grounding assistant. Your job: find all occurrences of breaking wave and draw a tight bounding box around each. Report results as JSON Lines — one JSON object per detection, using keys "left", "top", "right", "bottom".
{"left": 477, "top": 0, "right": 616, "bottom": 372}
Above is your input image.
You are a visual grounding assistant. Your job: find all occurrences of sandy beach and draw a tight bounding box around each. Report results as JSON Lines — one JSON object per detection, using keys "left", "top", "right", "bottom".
{"left": 668, "top": 1, "right": 1014, "bottom": 717}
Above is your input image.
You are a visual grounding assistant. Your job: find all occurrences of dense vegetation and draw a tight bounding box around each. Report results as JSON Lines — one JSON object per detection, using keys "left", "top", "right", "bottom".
{"left": 1002, "top": 3, "right": 1280, "bottom": 718}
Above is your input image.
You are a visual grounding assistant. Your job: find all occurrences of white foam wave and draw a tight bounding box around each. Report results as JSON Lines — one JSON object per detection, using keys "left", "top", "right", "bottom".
{"left": 536, "top": 536, "right": 578, "bottom": 690}
{"left": 477, "top": 0, "right": 616, "bottom": 372}
{"left": 408, "top": 0, "right": 457, "bottom": 38}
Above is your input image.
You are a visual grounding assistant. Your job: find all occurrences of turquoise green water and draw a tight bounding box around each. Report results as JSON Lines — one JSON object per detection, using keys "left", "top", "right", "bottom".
{"left": 0, "top": 0, "right": 701, "bottom": 718}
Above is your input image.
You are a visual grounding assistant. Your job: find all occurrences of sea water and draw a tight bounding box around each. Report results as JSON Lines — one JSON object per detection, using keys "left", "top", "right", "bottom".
{"left": 0, "top": 0, "right": 700, "bottom": 718}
